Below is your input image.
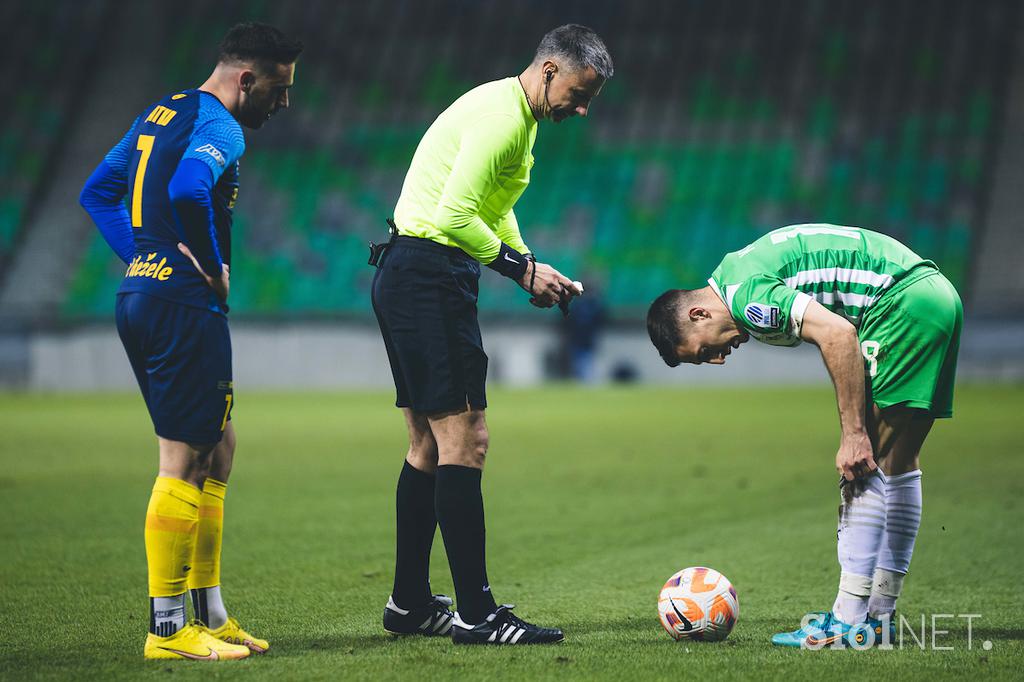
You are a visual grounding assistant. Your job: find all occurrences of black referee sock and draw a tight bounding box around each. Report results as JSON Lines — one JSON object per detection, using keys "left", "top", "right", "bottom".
{"left": 392, "top": 461, "right": 437, "bottom": 609}
{"left": 435, "top": 464, "right": 498, "bottom": 624}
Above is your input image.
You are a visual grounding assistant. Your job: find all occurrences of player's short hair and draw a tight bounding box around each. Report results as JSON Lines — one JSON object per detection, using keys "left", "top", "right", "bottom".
{"left": 534, "top": 24, "right": 614, "bottom": 79}
{"left": 647, "top": 289, "right": 701, "bottom": 367}
{"left": 218, "top": 22, "right": 303, "bottom": 71}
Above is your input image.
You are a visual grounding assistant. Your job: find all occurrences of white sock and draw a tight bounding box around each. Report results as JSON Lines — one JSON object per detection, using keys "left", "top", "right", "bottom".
{"left": 833, "top": 471, "right": 887, "bottom": 624}
{"left": 870, "top": 469, "right": 922, "bottom": 618}
{"left": 833, "top": 573, "right": 872, "bottom": 624}
{"left": 190, "top": 586, "right": 228, "bottom": 629}
{"left": 151, "top": 594, "right": 187, "bottom": 637}
{"left": 868, "top": 568, "right": 904, "bottom": 620}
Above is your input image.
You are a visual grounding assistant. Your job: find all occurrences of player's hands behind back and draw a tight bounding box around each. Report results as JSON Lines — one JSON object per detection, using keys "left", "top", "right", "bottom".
{"left": 178, "top": 242, "right": 229, "bottom": 302}
{"left": 519, "top": 260, "right": 583, "bottom": 309}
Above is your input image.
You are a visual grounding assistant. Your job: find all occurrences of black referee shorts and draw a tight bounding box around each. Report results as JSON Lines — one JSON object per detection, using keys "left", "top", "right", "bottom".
{"left": 371, "top": 236, "right": 488, "bottom": 413}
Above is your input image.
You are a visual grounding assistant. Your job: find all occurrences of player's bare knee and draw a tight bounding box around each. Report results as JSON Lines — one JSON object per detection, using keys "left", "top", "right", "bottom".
{"left": 205, "top": 422, "right": 236, "bottom": 483}
{"left": 467, "top": 426, "right": 489, "bottom": 468}
{"left": 405, "top": 421, "right": 439, "bottom": 472}
{"left": 436, "top": 428, "right": 487, "bottom": 468}
{"left": 207, "top": 448, "right": 233, "bottom": 484}
{"left": 409, "top": 428, "right": 437, "bottom": 455}
{"left": 407, "top": 440, "right": 439, "bottom": 473}
{"left": 158, "top": 437, "right": 215, "bottom": 484}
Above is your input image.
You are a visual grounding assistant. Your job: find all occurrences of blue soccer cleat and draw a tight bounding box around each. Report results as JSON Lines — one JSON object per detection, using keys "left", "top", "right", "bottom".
{"left": 771, "top": 611, "right": 891, "bottom": 649}
{"left": 867, "top": 614, "right": 897, "bottom": 648}
{"left": 771, "top": 611, "right": 829, "bottom": 647}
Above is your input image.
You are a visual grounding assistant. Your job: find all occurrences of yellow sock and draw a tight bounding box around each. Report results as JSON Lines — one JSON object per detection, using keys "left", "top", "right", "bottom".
{"left": 189, "top": 477, "right": 227, "bottom": 589}
{"left": 145, "top": 477, "right": 201, "bottom": 597}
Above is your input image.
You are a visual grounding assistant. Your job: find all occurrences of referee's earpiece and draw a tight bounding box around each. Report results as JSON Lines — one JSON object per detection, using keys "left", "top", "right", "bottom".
{"left": 545, "top": 71, "right": 554, "bottom": 83}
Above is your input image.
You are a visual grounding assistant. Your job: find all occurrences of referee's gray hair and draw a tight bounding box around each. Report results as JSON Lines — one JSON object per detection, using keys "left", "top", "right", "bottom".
{"left": 534, "top": 24, "right": 614, "bottom": 79}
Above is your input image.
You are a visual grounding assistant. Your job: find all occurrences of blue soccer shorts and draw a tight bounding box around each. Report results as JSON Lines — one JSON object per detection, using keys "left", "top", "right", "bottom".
{"left": 116, "top": 292, "right": 233, "bottom": 444}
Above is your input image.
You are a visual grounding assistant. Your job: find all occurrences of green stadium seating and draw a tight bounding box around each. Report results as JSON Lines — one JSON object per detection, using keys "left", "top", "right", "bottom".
{"left": 59, "top": 0, "right": 1017, "bottom": 318}
{"left": 0, "top": 2, "right": 107, "bottom": 270}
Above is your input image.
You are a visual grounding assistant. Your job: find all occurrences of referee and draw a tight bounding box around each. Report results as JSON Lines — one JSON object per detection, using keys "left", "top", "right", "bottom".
{"left": 372, "top": 25, "right": 612, "bottom": 645}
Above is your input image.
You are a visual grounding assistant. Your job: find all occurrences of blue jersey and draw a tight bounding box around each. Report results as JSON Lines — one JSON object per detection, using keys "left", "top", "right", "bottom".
{"left": 90, "top": 90, "right": 245, "bottom": 314}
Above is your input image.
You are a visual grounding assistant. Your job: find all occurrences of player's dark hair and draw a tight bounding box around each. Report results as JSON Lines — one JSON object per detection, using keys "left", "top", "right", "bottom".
{"left": 534, "top": 24, "right": 614, "bottom": 78}
{"left": 647, "top": 289, "right": 699, "bottom": 367}
{"left": 218, "top": 22, "right": 303, "bottom": 71}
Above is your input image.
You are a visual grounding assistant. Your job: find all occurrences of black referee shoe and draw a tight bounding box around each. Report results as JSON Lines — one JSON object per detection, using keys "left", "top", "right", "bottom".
{"left": 383, "top": 595, "right": 455, "bottom": 636}
{"left": 451, "top": 605, "right": 564, "bottom": 645}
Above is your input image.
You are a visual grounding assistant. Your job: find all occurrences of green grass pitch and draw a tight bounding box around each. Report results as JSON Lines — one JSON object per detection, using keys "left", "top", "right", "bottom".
{"left": 1, "top": 385, "right": 1022, "bottom": 680}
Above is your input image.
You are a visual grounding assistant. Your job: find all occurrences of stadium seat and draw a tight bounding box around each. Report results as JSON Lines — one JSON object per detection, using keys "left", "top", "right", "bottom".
{"left": 56, "top": 0, "right": 1016, "bottom": 317}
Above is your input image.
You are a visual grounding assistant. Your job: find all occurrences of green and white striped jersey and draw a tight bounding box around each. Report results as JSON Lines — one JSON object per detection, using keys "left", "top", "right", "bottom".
{"left": 708, "top": 224, "right": 936, "bottom": 347}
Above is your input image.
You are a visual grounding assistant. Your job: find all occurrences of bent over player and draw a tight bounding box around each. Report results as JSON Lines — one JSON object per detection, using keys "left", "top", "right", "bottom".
{"left": 371, "top": 25, "right": 611, "bottom": 644}
{"left": 79, "top": 23, "right": 301, "bottom": 660}
{"left": 647, "top": 224, "right": 962, "bottom": 648}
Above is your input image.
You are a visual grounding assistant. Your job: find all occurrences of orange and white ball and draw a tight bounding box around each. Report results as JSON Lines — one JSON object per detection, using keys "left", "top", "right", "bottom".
{"left": 657, "top": 566, "right": 739, "bottom": 641}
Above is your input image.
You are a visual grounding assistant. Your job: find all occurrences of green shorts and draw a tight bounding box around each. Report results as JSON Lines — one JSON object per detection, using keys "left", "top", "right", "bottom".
{"left": 858, "top": 269, "right": 963, "bottom": 418}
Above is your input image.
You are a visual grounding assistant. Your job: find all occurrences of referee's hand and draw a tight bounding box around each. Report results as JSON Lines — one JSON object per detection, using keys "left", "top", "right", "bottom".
{"left": 519, "top": 261, "right": 576, "bottom": 308}
{"left": 178, "top": 242, "right": 230, "bottom": 302}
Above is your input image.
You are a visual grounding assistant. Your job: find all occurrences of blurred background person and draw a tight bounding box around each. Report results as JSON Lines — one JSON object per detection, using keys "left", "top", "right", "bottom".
{"left": 559, "top": 278, "right": 607, "bottom": 383}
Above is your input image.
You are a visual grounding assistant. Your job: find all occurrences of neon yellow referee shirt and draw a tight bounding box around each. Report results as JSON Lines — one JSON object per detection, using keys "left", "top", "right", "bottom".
{"left": 393, "top": 77, "right": 537, "bottom": 263}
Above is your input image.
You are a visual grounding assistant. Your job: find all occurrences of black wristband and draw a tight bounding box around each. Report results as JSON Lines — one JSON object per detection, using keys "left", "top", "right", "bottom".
{"left": 486, "top": 242, "right": 529, "bottom": 280}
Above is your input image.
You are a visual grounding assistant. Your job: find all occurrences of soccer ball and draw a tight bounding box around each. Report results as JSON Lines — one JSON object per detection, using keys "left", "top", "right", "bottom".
{"left": 657, "top": 566, "right": 739, "bottom": 641}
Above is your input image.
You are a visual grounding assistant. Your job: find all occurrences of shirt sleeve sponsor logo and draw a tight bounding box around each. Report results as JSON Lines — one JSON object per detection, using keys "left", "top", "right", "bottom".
{"left": 194, "top": 143, "right": 226, "bottom": 167}
{"left": 744, "top": 302, "right": 780, "bottom": 329}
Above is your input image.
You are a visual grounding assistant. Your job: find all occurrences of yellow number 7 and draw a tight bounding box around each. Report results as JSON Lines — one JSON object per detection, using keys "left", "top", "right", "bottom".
{"left": 132, "top": 134, "right": 155, "bottom": 228}
{"left": 220, "top": 393, "right": 233, "bottom": 432}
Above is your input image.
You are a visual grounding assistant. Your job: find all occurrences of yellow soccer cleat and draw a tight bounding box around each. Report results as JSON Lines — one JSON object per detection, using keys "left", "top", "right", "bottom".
{"left": 207, "top": 617, "right": 270, "bottom": 654}
{"left": 144, "top": 621, "right": 251, "bottom": 660}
